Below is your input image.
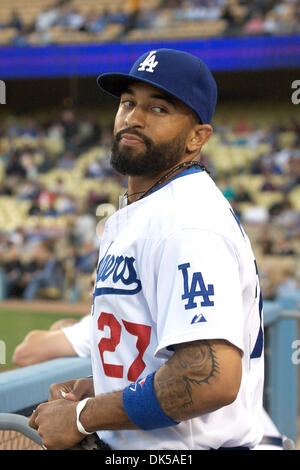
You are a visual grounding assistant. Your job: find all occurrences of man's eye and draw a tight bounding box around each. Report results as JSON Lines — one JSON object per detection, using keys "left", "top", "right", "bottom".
{"left": 152, "top": 106, "right": 166, "bottom": 113}
{"left": 122, "top": 100, "right": 134, "bottom": 107}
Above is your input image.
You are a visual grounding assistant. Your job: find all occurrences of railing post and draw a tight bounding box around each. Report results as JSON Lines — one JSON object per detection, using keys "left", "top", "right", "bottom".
{"left": 268, "top": 294, "right": 299, "bottom": 442}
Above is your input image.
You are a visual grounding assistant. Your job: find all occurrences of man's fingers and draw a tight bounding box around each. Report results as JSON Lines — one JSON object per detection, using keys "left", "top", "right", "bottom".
{"left": 63, "top": 378, "right": 94, "bottom": 401}
{"left": 28, "top": 411, "right": 37, "bottom": 429}
{"left": 48, "top": 380, "right": 76, "bottom": 401}
{"left": 62, "top": 391, "right": 77, "bottom": 401}
{"left": 29, "top": 407, "right": 40, "bottom": 430}
{"left": 49, "top": 378, "right": 94, "bottom": 402}
{"left": 49, "top": 383, "right": 64, "bottom": 401}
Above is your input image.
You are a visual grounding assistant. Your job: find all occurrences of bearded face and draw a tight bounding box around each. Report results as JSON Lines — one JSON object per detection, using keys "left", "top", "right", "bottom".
{"left": 110, "top": 127, "right": 187, "bottom": 176}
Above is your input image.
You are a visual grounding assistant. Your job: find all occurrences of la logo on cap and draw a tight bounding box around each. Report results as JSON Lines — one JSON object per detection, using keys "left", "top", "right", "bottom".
{"left": 138, "top": 51, "right": 158, "bottom": 73}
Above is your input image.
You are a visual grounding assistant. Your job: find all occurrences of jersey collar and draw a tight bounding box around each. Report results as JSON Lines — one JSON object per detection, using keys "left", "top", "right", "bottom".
{"left": 149, "top": 164, "right": 204, "bottom": 197}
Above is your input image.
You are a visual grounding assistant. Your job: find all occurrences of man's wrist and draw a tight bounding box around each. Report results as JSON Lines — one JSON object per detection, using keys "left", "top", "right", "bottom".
{"left": 76, "top": 397, "right": 95, "bottom": 435}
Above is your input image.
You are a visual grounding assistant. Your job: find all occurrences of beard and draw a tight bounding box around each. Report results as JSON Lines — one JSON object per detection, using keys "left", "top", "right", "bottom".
{"left": 110, "top": 128, "right": 187, "bottom": 176}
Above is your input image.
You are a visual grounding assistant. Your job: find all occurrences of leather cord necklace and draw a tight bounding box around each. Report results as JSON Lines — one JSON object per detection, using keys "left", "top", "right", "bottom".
{"left": 123, "top": 160, "right": 207, "bottom": 205}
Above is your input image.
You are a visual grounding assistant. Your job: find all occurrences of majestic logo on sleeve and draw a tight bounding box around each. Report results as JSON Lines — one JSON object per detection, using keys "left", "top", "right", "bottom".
{"left": 178, "top": 263, "right": 214, "bottom": 323}
{"left": 138, "top": 51, "right": 158, "bottom": 73}
{"left": 94, "top": 252, "right": 142, "bottom": 297}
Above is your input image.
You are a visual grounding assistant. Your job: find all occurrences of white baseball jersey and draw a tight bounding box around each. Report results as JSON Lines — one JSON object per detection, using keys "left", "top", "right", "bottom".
{"left": 62, "top": 315, "right": 91, "bottom": 357}
{"left": 90, "top": 165, "right": 264, "bottom": 450}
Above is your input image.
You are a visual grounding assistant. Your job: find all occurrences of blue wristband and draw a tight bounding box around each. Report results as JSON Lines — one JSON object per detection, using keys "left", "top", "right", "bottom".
{"left": 122, "top": 372, "right": 179, "bottom": 430}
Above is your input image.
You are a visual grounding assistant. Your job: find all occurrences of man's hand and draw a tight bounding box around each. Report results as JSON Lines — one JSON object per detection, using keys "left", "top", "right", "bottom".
{"left": 49, "top": 377, "right": 95, "bottom": 401}
{"left": 29, "top": 399, "right": 84, "bottom": 450}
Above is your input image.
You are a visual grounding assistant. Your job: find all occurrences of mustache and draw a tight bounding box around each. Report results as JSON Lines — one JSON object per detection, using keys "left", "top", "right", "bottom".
{"left": 115, "top": 128, "right": 152, "bottom": 146}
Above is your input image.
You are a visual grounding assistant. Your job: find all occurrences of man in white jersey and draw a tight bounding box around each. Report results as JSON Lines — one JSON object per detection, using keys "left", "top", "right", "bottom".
{"left": 30, "top": 49, "right": 264, "bottom": 450}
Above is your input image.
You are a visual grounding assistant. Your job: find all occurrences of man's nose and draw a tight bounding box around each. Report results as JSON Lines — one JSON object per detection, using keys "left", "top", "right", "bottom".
{"left": 125, "top": 105, "right": 146, "bottom": 128}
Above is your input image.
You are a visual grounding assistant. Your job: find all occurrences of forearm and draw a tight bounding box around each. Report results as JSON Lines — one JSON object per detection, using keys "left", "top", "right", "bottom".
{"left": 79, "top": 339, "right": 241, "bottom": 432}
{"left": 80, "top": 390, "right": 137, "bottom": 432}
{"left": 13, "top": 330, "right": 77, "bottom": 366}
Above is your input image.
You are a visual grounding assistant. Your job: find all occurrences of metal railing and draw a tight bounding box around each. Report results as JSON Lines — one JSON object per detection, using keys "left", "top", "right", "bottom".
{"left": 263, "top": 291, "right": 300, "bottom": 442}
{"left": 0, "top": 413, "right": 42, "bottom": 450}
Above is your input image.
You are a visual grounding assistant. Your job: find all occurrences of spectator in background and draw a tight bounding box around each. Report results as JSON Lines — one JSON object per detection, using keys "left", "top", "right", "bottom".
{"left": 258, "top": 229, "right": 274, "bottom": 256}
{"left": 28, "top": 198, "right": 42, "bottom": 216}
{"left": 55, "top": 193, "right": 76, "bottom": 215}
{"left": 5, "top": 151, "right": 26, "bottom": 178}
{"left": 241, "top": 200, "right": 269, "bottom": 224}
{"left": 0, "top": 182, "right": 13, "bottom": 196}
{"left": 221, "top": 2, "right": 245, "bottom": 34}
{"left": 84, "top": 10, "right": 110, "bottom": 33}
{"left": 60, "top": 109, "right": 79, "bottom": 152}
{"left": 6, "top": 10, "right": 23, "bottom": 31}
{"left": 47, "top": 118, "right": 64, "bottom": 140}
{"left": 57, "top": 6, "right": 86, "bottom": 30}
{"left": 75, "top": 240, "right": 98, "bottom": 274}
{"left": 76, "top": 114, "right": 102, "bottom": 152}
{"left": 275, "top": 266, "right": 299, "bottom": 297}
{"left": 11, "top": 26, "right": 30, "bottom": 47}
{"left": 263, "top": 11, "right": 280, "bottom": 34}
{"left": 2, "top": 242, "right": 25, "bottom": 298}
{"left": 243, "top": 11, "right": 264, "bottom": 34}
{"left": 273, "top": 236, "right": 296, "bottom": 256}
{"left": 22, "top": 240, "right": 65, "bottom": 301}
{"left": 220, "top": 176, "right": 236, "bottom": 202}
{"left": 57, "top": 149, "right": 76, "bottom": 169}
{"left": 274, "top": 198, "right": 300, "bottom": 230}
{"left": 119, "top": 0, "right": 141, "bottom": 36}
{"left": 16, "top": 178, "right": 41, "bottom": 201}
{"left": 234, "top": 183, "right": 252, "bottom": 203}
{"left": 42, "top": 199, "right": 58, "bottom": 217}
{"left": 73, "top": 207, "right": 96, "bottom": 245}
{"left": 261, "top": 176, "right": 278, "bottom": 192}
{"left": 37, "top": 185, "right": 56, "bottom": 209}
{"left": 35, "top": 5, "right": 61, "bottom": 32}
{"left": 20, "top": 150, "right": 39, "bottom": 180}
{"left": 34, "top": 0, "right": 73, "bottom": 32}
{"left": 233, "top": 117, "right": 252, "bottom": 134}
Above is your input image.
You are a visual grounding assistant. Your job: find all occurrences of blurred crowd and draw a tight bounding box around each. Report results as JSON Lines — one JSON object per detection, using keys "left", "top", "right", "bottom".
{"left": 0, "top": 108, "right": 123, "bottom": 302}
{"left": 206, "top": 116, "right": 300, "bottom": 300}
{"left": 0, "top": 105, "right": 299, "bottom": 302}
{"left": 0, "top": 0, "right": 300, "bottom": 46}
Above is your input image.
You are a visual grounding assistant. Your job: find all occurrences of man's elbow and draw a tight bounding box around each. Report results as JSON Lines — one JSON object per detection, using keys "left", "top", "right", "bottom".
{"left": 12, "top": 330, "right": 41, "bottom": 366}
{"left": 219, "top": 382, "right": 240, "bottom": 407}
{"left": 12, "top": 346, "right": 34, "bottom": 366}
{"left": 215, "top": 369, "right": 242, "bottom": 408}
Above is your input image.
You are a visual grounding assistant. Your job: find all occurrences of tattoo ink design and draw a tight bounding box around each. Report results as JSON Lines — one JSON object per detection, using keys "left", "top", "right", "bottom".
{"left": 155, "top": 340, "right": 221, "bottom": 420}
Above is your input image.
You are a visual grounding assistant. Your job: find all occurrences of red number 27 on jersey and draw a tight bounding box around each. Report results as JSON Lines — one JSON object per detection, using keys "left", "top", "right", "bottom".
{"left": 98, "top": 312, "right": 152, "bottom": 382}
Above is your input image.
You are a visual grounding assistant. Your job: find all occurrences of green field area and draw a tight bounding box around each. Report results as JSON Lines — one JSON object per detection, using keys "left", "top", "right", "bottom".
{"left": 0, "top": 308, "right": 72, "bottom": 371}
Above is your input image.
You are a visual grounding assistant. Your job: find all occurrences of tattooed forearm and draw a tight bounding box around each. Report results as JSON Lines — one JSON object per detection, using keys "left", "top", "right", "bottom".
{"left": 155, "top": 339, "right": 237, "bottom": 421}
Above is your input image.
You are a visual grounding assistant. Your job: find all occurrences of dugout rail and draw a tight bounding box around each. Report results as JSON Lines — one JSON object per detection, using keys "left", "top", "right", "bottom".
{"left": 0, "top": 292, "right": 299, "bottom": 447}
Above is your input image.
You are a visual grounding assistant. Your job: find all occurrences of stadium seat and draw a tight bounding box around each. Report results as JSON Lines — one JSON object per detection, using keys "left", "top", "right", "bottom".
{"left": 290, "top": 187, "right": 300, "bottom": 210}
{"left": 0, "top": 28, "right": 18, "bottom": 45}
{"left": 126, "top": 20, "right": 227, "bottom": 41}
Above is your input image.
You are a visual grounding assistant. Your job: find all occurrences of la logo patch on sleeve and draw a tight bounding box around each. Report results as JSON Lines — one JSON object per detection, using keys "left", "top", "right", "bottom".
{"left": 178, "top": 263, "right": 215, "bottom": 310}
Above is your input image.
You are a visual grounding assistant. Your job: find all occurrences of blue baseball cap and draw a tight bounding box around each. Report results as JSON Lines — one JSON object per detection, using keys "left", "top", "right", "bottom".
{"left": 97, "top": 48, "right": 217, "bottom": 124}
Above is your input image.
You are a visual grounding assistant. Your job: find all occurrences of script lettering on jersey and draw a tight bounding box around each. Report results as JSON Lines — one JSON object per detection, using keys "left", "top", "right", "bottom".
{"left": 94, "top": 251, "right": 142, "bottom": 297}
{"left": 178, "top": 263, "right": 214, "bottom": 310}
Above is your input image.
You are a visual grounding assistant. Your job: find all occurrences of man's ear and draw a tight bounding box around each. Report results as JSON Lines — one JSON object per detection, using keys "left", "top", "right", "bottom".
{"left": 187, "top": 124, "right": 213, "bottom": 153}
